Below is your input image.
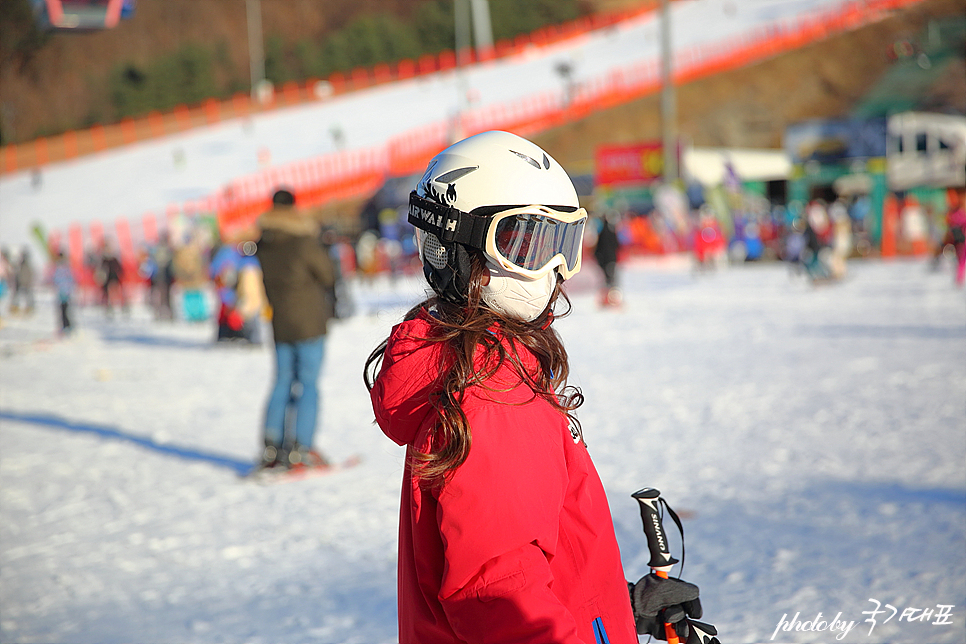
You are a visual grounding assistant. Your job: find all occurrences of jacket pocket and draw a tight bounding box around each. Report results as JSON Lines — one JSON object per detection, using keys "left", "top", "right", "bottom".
{"left": 476, "top": 569, "right": 527, "bottom": 602}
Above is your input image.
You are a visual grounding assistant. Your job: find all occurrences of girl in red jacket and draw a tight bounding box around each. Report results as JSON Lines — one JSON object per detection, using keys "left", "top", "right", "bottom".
{"left": 365, "top": 131, "right": 703, "bottom": 644}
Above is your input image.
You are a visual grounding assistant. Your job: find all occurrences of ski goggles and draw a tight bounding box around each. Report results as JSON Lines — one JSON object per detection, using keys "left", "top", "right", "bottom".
{"left": 409, "top": 192, "right": 587, "bottom": 280}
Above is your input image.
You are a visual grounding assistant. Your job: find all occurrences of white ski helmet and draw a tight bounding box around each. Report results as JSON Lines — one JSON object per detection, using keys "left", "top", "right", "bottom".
{"left": 408, "top": 130, "right": 586, "bottom": 320}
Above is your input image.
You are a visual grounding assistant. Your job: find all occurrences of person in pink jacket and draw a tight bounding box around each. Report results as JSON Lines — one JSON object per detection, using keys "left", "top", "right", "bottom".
{"left": 946, "top": 187, "right": 966, "bottom": 286}
{"left": 365, "top": 131, "right": 705, "bottom": 644}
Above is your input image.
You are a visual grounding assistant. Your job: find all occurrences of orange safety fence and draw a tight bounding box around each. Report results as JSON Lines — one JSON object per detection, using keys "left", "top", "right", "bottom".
{"left": 42, "top": 0, "right": 926, "bottom": 259}
{"left": 1, "top": 0, "right": 925, "bottom": 177}
{"left": 0, "top": 2, "right": 654, "bottom": 176}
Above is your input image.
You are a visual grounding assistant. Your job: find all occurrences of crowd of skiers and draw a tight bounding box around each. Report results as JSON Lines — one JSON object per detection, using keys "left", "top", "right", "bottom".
{"left": 584, "top": 186, "right": 966, "bottom": 288}
{"left": 3, "top": 185, "right": 964, "bottom": 343}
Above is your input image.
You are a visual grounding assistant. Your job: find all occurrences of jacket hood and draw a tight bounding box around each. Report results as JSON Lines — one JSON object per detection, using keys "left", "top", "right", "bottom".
{"left": 258, "top": 210, "right": 319, "bottom": 237}
{"left": 371, "top": 310, "right": 544, "bottom": 447}
{"left": 370, "top": 312, "right": 448, "bottom": 447}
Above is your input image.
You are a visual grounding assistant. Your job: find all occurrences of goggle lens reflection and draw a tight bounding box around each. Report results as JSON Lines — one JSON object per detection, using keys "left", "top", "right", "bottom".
{"left": 493, "top": 213, "right": 585, "bottom": 273}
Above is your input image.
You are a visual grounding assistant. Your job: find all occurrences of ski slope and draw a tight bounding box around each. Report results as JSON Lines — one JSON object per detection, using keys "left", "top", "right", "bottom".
{"left": 1, "top": 257, "right": 964, "bottom": 644}
{"left": 2, "top": 0, "right": 863, "bottom": 253}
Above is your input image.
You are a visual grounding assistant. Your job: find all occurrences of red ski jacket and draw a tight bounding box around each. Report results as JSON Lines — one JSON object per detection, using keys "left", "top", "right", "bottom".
{"left": 370, "top": 311, "right": 638, "bottom": 644}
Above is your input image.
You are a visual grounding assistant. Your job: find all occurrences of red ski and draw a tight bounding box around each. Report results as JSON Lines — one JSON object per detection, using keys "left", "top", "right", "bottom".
{"left": 242, "top": 455, "right": 362, "bottom": 484}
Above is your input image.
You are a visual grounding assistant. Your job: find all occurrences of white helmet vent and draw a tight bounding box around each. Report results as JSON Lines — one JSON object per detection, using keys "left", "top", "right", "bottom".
{"left": 423, "top": 232, "right": 448, "bottom": 270}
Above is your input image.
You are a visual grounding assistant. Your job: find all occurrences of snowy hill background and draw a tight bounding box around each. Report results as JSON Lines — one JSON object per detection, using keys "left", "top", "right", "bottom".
{"left": 2, "top": 0, "right": 877, "bottom": 252}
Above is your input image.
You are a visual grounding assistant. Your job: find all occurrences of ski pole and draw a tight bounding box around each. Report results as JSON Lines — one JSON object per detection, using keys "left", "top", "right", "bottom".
{"left": 632, "top": 487, "right": 681, "bottom": 644}
{"left": 632, "top": 488, "right": 720, "bottom": 644}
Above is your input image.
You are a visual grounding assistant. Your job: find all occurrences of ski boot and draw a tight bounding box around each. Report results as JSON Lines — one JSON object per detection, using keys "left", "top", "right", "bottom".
{"left": 599, "top": 287, "right": 623, "bottom": 308}
{"left": 252, "top": 442, "right": 286, "bottom": 474}
{"left": 287, "top": 444, "right": 331, "bottom": 471}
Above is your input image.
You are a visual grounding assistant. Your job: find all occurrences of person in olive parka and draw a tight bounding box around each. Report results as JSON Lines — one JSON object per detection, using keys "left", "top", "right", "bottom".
{"left": 255, "top": 188, "right": 336, "bottom": 471}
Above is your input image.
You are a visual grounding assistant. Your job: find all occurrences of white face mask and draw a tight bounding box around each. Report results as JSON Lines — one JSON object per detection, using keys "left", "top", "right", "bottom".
{"left": 481, "top": 262, "right": 556, "bottom": 322}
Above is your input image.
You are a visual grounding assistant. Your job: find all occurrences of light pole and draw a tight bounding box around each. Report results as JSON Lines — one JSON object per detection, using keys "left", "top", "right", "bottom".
{"left": 453, "top": 0, "right": 493, "bottom": 141}
{"left": 660, "top": 0, "right": 677, "bottom": 183}
{"left": 246, "top": 0, "right": 266, "bottom": 102}
{"left": 469, "top": 0, "right": 493, "bottom": 58}
{"left": 453, "top": 0, "right": 471, "bottom": 140}
{"left": 455, "top": 0, "right": 472, "bottom": 67}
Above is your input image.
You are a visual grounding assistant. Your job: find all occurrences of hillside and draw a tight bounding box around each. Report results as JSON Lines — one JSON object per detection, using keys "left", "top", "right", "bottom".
{"left": 0, "top": 0, "right": 966, "bottom": 184}
{"left": 0, "top": 0, "right": 620, "bottom": 144}
{"left": 533, "top": 0, "right": 966, "bottom": 169}
{"left": 2, "top": 0, "right": 962, "bottom": 169}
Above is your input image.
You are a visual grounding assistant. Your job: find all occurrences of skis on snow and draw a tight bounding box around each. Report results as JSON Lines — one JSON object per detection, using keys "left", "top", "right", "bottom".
{"left": 241, "top": 455, "right": 362, "bottom": 484}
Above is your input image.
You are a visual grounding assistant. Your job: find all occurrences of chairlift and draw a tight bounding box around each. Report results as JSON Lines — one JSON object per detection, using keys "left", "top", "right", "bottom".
{"left": 30, "top": 0, "right": 136, "bottom": 32}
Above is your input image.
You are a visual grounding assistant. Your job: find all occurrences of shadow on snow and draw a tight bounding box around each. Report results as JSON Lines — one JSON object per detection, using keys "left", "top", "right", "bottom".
{"left": 0, "top": 410, "right": 253, "bottom": 476}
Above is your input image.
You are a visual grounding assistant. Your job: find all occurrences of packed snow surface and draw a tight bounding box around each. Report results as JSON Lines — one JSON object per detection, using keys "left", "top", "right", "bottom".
{"left": 1, "top": 257, "right": 964, "bottom": 644}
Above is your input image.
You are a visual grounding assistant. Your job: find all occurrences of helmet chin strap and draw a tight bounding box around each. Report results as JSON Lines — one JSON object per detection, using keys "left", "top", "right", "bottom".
{"left": 480, "top": 263, "right": 556, "bottom": 323}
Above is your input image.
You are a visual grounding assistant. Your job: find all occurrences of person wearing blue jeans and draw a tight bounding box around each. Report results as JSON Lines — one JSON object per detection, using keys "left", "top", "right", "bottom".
{"left": 263, "top": 335, "right": 326, "bottom": 453}
{"left": 255, "top": 188, "right": 336, "bottom": 470}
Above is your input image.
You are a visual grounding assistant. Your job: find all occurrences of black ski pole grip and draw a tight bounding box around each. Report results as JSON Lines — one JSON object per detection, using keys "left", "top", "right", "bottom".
{"left": 689, "top": 620, "right": 720, "bottom": 644}
{"left": 632, "top": 487, "right": 679, "bottom": 570}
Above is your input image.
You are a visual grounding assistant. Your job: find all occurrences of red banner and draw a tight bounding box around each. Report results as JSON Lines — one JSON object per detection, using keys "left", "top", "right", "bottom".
{"left": 595, "top": 142, "right": 665, "bottom": 187}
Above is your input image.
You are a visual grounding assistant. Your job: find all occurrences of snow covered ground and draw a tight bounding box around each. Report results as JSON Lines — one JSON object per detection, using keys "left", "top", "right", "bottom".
{"left": 1, "top": 255, "right": 964, "bottom": 644}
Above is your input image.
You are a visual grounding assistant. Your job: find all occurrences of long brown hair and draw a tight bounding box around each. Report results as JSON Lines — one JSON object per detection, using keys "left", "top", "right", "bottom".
{"left": 364, "top": 251, "right": 584, "bottom": 485}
